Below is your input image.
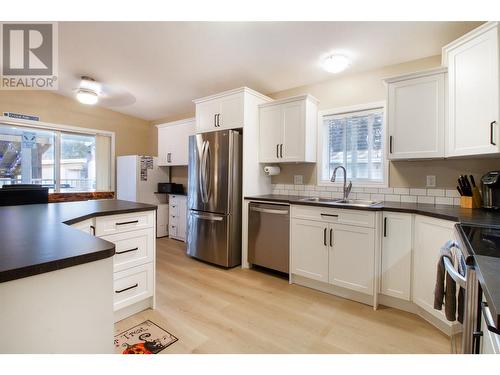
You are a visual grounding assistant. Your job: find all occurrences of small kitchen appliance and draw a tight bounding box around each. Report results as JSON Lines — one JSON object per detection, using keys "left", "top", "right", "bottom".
{"left": 481, "top": 171, "right": 500, "bottom": 210}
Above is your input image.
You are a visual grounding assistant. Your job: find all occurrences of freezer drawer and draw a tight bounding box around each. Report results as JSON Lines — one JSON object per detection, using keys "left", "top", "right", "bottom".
{"left": 248, "top": 203, "right": 290, "bottom": 273}
{"left": 186, "top": 210, "right": 241, "bottom": 267}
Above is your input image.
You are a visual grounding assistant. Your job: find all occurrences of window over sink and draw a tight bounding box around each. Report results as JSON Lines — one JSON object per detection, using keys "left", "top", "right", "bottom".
{"left": 318, "top": 102, "right": 387, "bottom": 187}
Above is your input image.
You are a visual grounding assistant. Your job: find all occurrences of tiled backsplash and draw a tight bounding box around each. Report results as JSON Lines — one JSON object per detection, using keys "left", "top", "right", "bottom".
{"left": 271, "top": 184, "right": 461, "bottom": 206}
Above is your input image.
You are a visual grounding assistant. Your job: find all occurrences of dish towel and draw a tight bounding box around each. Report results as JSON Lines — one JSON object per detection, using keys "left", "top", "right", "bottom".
{"left": 434, "top": 240, "right": 457, "bottom": 321}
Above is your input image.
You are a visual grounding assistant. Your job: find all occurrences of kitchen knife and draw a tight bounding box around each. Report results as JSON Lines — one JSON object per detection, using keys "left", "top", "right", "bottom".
{"left": 458, "top": 176, "right": 468, "bottom": 196}
{"left": 457, "top": 185, "right": 463, "bottom": 196}
{"left": 470, "top": 175, "right": 476, "bottom": 188}
{"left": 461, "top": 175, "right": 472, "bottom": 196}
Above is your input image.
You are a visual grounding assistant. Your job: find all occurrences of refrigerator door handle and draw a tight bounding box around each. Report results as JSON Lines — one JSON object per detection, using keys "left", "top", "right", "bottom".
{"left": 204, "top": 141, "right": 211, "bottom": 202}
{"left": 199, "top": 140, "right": 208, "bottom": 203}
{"left": 192, "top": 212, "right": 224, "bottom": 221}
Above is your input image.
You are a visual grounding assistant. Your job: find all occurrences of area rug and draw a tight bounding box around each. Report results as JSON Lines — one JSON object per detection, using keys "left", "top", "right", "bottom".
{"left": 114, "top": 320, "right": 178, "bottom": 354}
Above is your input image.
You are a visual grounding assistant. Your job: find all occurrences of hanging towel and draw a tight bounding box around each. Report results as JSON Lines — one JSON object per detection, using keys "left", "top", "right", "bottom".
{"left": 456, "top": 250, "right": 466, "bottom": 324}
{"left": 434, "top": 240, "right": 457, "bottom": 321}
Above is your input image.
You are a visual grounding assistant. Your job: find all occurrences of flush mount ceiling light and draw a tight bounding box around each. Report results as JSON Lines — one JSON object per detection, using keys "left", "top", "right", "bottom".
{"left": 75, "top": 76, "right": 100, "bottom": 105}
{"left": 321, "top": 54, "right": 351, "bottom": 74}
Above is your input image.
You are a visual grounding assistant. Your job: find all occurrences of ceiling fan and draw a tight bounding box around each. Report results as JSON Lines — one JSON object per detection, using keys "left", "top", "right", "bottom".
{"left": 72, "top": 75, "right": 136, "bottom": 107}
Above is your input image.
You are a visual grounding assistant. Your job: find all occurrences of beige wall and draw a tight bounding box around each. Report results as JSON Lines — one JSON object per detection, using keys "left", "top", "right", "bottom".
{"left": 0, "top": 91, "right": 155, "bottom": 157}
{"left": 268, "top": 55, "right": 500, "bottom": 188}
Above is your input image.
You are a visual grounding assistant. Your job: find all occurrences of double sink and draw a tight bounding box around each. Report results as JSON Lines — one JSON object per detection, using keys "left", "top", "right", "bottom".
{"left": 299, "top": 197, "right": 382, "bottom": 207}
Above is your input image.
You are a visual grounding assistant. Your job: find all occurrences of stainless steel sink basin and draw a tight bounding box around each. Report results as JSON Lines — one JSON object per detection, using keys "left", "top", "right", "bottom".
{"left": 331, "top": 199, "right": 382, "bottom": 207}
{"left": 299, "top": 197, "right": 382, "bottom": 207}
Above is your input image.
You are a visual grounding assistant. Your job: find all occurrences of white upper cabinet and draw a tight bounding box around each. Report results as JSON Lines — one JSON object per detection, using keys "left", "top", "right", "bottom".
{"left": 258, "top": 94, "right": 318, "bottom": 163}
{"left": 381, "top": 212, "right": 412, "bottom": 301}
{"left": 156, "top": 118, "right": 195, "bottom": 166}
{"left": 443, "top": 22, "right": 500, "bottom": 157}
{"left": 385, "top": 68, "right": 446, "bottom": 160}
{"left": 194, "top": 87, "right": 270, "bottom": 133}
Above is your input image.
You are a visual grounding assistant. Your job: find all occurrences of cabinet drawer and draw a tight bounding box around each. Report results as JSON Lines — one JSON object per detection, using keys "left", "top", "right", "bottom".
{"left": 169, "top": 224, "right": 178, "bottom": 237}
{"left": 95, "top": 211, "right": 155, "bottom": 237}
{"left": 291, "top": 205, "right": 375, "bottom": 228}
{"left": 113, "top": 263, "right": 154, "bottom": 312}
{"left": 101, "top": 228, "right": 154, "bottom": 272}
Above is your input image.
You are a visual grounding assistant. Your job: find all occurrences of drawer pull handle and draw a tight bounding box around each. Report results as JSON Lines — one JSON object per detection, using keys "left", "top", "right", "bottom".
{"left": 115, "top": 247, "right": 139, "bottom": 255}
{"left": 491, "top": 121, "right": 497, "bottom": 146}
{"left": 321, "top": 213, "right": 339, "bottom": 217}
{"left": 323, "top": 228, "right": 327, "bottom": 246}
{"left": 90, "top": 225, "right": 95, "bottom": 236}
{"left": 116, "top": 220, "right": 139, "bottom": 226}
{"left": 115, "top": 283, "right": 138, "bottom": 294}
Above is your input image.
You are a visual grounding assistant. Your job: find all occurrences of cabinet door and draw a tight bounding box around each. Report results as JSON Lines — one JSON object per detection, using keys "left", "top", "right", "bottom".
{"left": 413, "top": 215, "right": 455, "bottom": 322}
{"left": 157, "top": 127, "right": 173, "bottom": 166}
{"left": 329, "top": 223, "right": 375, "bottom": 295}
{"left": 218, "top": 92, "right": 244, "bottom": 130}
{"left": 290, "top": 218, "right": 329, "bottom": 282}
{"left": 259, "top": 104, "right": 282, "bottom": 162}
{"left": 170, "top": 121, "right": 195, "bottom": 165}
{"left": 447, "top": 27, "right": 499, "bottom": 156}
{"left": 176, "top": 196, "right": 187, "bottom": 241}
{"left": 196, "top": 100, "right": 220, "bottom": 133}
{"left": 281, "top": 100, "right": 305, "bottom": 162}
{"left": 381, "top": 212, "right": 412, "bottom": 300}
{"left": 388, "top": 74, "right": 445, "bottom": 159}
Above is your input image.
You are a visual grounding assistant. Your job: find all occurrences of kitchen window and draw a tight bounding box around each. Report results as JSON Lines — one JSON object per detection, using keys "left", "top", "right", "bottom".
{"left": 0, "top": 121, "right": 114, "bottom": 192}
{"left": 318, "top": 103, "right": 387, "bottom": 186}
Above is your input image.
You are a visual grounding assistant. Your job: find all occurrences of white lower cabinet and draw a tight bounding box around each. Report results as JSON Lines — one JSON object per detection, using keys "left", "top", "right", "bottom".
{"left": 169, "top": 194, "right": 187, "bottom": 242}
{"left": 480, "top": 298, "right": 500, "bottom": 354}
{"left": 290, "top": 205, "right": 376, "bottom": 296}
{"left": 290, "top": 218, "right": 329, "bottom": 282}
{"left": 381, "top": 212, "right": 413, "bottom": 300}
{"left": 329, "top": 224, "right": 375, "bottom": 294}
{"left": 113, "top": 262, "right": 154, "bottom": 312}
{"left": 70, "top": 218, "right": 95, "bottom": 235}
{"left": 413, "top": 215, "right": 456, "bottom": 324}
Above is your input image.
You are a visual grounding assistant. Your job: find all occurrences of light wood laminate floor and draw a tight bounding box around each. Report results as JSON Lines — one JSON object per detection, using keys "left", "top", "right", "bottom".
{"left": 115, "top": 237, "right": 450, "bottom": 354}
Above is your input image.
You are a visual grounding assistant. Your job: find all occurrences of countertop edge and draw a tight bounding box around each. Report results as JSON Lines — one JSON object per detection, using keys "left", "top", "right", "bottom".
{"left": 62, "top": 205, "right": 157, "bottom": 225}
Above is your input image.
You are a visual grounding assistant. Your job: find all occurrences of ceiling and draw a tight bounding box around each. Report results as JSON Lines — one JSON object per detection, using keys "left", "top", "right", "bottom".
{"left": 57, "top": 21, "right": 482, "bottom": 121}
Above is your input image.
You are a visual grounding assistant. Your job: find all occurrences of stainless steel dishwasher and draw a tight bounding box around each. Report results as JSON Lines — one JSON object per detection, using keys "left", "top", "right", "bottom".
{"left": 248, "top": 202, "right": 289, "bottom": 273}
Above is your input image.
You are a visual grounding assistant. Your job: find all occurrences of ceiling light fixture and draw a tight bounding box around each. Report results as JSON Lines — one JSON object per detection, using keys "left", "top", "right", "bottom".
{"left": 76, "top": 76, "right": 100, "bottom": 105}
{"left": 322, "top": 54, "right": 351, "bottom": 74}
{"left": 76, "top": 88, "right": 99, "bottom": 105}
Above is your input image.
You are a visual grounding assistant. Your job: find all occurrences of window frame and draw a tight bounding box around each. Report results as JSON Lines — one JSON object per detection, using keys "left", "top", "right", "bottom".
{"left": 316, "top": 101, "right": 388, "bottom": 188}
{"left": 0, "top": 115, "right": 115, "bottom": 192}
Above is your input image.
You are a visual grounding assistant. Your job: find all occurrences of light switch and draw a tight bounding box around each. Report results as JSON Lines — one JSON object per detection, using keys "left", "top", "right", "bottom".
{"left": 426, "top": 175, "right": 436, "bottom": 188}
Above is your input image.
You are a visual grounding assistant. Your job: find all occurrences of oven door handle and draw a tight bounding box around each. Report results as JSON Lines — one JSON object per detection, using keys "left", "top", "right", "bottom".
{"left": 481, "top": 301, "right": 500, "bottom": 335}
{"left": 443, "top": 257, "right": 467, "bottom": 289}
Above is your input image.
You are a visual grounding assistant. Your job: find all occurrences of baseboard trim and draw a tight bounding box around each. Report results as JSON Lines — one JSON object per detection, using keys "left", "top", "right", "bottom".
{"left": 114, "top": 297, "right": 154, "bottom": 323}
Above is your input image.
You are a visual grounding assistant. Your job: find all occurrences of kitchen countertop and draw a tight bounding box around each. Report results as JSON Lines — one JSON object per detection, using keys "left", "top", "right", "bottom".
{"left": 244, "top": 194, "right": 500, "bottom": 226}
{"left": 246, "top": 194, "right": 500, "bottom": 329}
{"left": 0, "top": 200, "right": 157, "bottom": 284}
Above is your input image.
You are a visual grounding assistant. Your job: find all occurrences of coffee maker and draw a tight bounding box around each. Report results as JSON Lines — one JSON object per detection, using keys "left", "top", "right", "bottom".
{"left": 481, "top": 171, "right": 500, "bottom": 210}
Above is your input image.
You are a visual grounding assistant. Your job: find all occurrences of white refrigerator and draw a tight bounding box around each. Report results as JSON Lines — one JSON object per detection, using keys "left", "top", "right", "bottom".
{"left": 117, "top": 155, "right": 169, "bottom": 237}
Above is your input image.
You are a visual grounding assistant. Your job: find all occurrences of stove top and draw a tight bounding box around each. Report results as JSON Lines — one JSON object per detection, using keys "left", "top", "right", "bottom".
{"left": 460, "top": 225, "right": 500, "bottom": 258}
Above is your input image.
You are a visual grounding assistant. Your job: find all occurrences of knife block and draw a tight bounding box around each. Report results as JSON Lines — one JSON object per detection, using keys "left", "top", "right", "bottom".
{"left": 460, "top": 195, "right": 481, "bottom": 209}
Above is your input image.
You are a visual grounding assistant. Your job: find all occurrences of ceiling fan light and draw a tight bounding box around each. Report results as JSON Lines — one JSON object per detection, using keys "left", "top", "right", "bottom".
{"left": 76, "top": 88, "right": 99, "bottom": 105}
{"left": 322, "top": 54, "right": 351, "bottom": 73}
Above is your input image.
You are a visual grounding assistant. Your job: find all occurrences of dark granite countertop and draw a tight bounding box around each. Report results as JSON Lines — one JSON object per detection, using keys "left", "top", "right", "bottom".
{"left": 0, "top": 200, "right": 157, "bottom": 284}
{"left": 245, "top": 194, "right": 500, "bottom": 226}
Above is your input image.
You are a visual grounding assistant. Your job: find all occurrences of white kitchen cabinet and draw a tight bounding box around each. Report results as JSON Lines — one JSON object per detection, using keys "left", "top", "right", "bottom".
{"left": 258, "top": 94, "right": 318, "bottom": 163}
{"left": 413, "top": 215, "right": 456, "bottom": 325}
{"left": 194, "top": 88, "right": 258, "bottom": 133}
{"left": 156, "top": 118, "right": 195, "bottom": 166}
{"left": 381, "top": 212, "right": 412, "bottom": 300}
{"left": 329, "top": 223, "right": 375, "bottom": 295}
{"left": 480, "top": 298, "right": 500, "bottom": 354}
{"left": 290, "top": 218, "right": 329, "bottom": 282}
{"left": 385, "top": 68, "right": 446, "bottom": 159}
{"left": 70, "top": 218, "right": 95, "bottom": 235}
{"left": 169, "top": 194, "right": 187, "bottom": 242}
{"left": 290, "top": 205, "right": 375, "bottom": 295}
{"left": 443, "top": 21, "right": 500, "bottom": 157}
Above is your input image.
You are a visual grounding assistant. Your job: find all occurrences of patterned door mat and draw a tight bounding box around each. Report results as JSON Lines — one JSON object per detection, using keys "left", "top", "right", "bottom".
{"left": 114, "top": 320, "right": 178, "bottom": 354}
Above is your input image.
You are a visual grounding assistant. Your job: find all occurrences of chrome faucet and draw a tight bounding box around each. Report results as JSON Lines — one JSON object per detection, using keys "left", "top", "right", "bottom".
{"left": 331, "top": 166, "right": 352, "bottom": 201}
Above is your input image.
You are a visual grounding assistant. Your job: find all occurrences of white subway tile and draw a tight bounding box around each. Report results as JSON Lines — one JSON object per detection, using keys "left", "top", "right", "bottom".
{"left": 351, "top": 187, "right": 364, "bottom": 193}
{"left": 294, "top": 184, "right": 305, "bottom": 191}
{"left": 284, "top": 184, "right": 294, "bottom": 190}
{"left": 417, "top": 196, "right": 435, "bottom": 204}
{"left": 332, "top": 192, "right": 343, "bottom": 199}
{"left": 379, "top": 188, "right": 394, "bottom": 194}
{"left": 401, "top": 195, "right": 417, "bottom": 203}
{"left": 315, "top": 185, "right": 328, "bottom": 192}
{"left": 274, "top": 184, "right": 284, "bottom": 190}
{"left": 357, "top": 193, "right": 371, "bottom": 200}
{"left": 304, "top": 184, "right": 315, "bottom": 191}
{"left": 364, "top": 187, "right": 379, "bottom": 193}
{"left": 371, "top": 194, "right": 384, "bottom": 201}
{"left": 410, "top": 188, "right": 427, "bottom": 196}
{"left": 454, "top": 198, "right": 461, "bottom": 206}
{"left": 427, "top": 189, "right": 445, "bottom": 197}
{"left": 394, "top": 188, "right": 410, "bottom": 195}
{"left": 446, "top": 189, "right": 460, "bottom": 198}
{"left": 385, "top": 194, "right": 401, "bottom": 202}
{"left": 327, "top": 186, "right": 339, "bottom": 192}
{"left": 435, "top": 197, "right": 454, "bottom": 206}
{"left": 319, "top": 191, "right": 332, "bottom": 199}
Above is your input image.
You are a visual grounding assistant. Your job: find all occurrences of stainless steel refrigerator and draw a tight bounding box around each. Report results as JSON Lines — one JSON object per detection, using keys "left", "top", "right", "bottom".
{"left": 187, "top": 130, "right": 242, "bottom": 267}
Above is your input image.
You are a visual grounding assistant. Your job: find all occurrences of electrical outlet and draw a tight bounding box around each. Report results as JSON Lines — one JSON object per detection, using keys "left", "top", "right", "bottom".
{"left": 294, "top": 175, "right": 303, "bottom": 185}
{"left": 426, "top": 175, "right": 436, "bottom": 188}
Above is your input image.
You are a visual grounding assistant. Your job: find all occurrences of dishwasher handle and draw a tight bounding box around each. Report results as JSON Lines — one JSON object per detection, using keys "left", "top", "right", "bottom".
{"left": 250, "top": 207, "right": 289, "bottom": 215}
